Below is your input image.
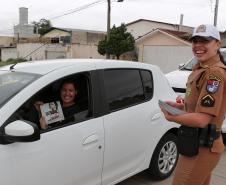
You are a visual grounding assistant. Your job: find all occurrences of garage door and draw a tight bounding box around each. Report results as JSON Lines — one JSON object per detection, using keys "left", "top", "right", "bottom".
{"left": 142, "top": 46, "right": 193, "bottom": 73}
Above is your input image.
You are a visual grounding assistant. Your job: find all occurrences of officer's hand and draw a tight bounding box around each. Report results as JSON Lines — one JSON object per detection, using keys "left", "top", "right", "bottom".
{"left": 159, "top": 106, "right": 175, "bottom": 122}
{"left": 165, "top": 100, "right": 184, "bottom": 110}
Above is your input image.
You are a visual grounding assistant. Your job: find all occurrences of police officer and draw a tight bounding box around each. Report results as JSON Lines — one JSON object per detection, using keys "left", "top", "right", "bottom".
{"left": 160, "top": 24, "right": 226, "bottom": 185}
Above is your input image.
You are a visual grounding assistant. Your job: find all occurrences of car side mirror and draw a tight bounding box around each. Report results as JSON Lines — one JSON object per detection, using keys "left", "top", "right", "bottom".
{"left": 178, "top": 63, "right": 185, "bottom": 69}
{"left": 0, "top": 120, "right": 40, "bottom": 144}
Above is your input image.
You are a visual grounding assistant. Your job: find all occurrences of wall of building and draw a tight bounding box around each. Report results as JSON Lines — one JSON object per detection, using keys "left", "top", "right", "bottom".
{"left": 72, "top": 31, "right": 105, "bottom": 44}
{"left": 17, "top": 43, "right": 71, "bottom": 61}
{"left": 127, "top": 21, "right": 176, "bottom": 39}
{"left": 126, "top": 20, "right": 193, "bottom": 39}
{"left": 1, "top": 48, "right": 17, "bottom": 61}
{"left": 14, "top": 24, "right": 39, "bottom": 38}
{"left": 0, "top": 36, "right": 15, "bottom": 47}
{"left": 71, "top": 44, "right": 105, "bottom": 59}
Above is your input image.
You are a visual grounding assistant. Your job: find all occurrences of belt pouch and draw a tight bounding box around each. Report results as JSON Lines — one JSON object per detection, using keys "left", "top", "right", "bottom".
{"left": 178, "top": 126, "right": 199, "bottom": 157}
{"left": 199, "top": 124, "right": 219, "bottom": 148}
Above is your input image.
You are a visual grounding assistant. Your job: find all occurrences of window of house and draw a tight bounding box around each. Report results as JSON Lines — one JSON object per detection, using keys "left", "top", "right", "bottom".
{"left": 60, "top": 36, "right": 71, "bottom": 44}
{"left": 51, "top": 37, "right": 60, "bottom": 43}
{"left": 104, "top": 69, "right": 145, "bottom": 112}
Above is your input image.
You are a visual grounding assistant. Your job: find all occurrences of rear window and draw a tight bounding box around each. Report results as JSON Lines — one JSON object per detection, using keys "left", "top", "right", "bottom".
{"left": 104, "top": 69, "right": 153, "bottom": 112}
{"left": 0, "top": 71, "right": 40, "bottom": 107}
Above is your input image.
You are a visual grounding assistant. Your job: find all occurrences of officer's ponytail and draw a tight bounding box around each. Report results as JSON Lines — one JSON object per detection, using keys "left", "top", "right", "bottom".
{"left": 218, "top": 50, "right": 226, "bottom": 66}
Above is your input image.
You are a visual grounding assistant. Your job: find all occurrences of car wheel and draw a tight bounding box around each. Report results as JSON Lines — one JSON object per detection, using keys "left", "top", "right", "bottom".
{"left": 148, "top": 133, "right": 178, "bottom": 180}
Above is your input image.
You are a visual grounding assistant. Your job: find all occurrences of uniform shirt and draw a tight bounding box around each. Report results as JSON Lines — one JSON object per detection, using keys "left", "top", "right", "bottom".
{"left": 184, "top": 54, "right": 226, "bottom": 153}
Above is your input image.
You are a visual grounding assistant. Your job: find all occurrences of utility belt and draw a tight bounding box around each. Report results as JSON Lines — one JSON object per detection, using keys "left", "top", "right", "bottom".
{"left": 177, "top": 124, "right": 221, "bottom": 157}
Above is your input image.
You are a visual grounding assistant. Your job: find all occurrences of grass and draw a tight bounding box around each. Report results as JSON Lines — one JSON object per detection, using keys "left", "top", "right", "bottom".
{"left": 0, "top": 58, "right": 27, "bottom": 67}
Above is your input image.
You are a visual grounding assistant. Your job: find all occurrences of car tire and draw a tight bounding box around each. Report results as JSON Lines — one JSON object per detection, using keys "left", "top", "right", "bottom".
{"left": 148, "top": 133, "right": 179, "bottom": 180}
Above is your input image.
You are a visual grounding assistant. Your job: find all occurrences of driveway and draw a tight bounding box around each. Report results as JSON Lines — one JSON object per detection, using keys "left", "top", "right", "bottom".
{"left": 117, "top": 150, "right": 226, "bottom": 185}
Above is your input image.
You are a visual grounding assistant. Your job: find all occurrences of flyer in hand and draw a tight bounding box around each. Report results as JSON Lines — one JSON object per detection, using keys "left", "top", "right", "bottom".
{"left": 158, "top": 100, "right": 186, "bottom": 116}
{"left": 40, "top": 101, "right": 65, "bottom": 124}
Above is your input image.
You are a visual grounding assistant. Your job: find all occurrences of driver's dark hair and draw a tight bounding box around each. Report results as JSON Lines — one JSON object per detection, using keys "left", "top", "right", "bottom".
{"left": 60, "top": 79, "right": 77, "bottom": 90}
{"left": 218, "top": 50, "right": 226, "bottom": 66}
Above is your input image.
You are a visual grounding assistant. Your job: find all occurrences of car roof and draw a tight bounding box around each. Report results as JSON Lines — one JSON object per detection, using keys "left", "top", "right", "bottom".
{"left": 0, "top": 59, "right": 154, "bottom": 75}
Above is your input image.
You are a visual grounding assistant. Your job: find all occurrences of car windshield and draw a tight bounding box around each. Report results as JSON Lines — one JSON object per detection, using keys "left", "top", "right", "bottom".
{"left": 0, "top": 71, "right": 40, "bottom": 108}
{"left": 181, "top": 58, "right": 197, "bottom": 71}
{"left": 181, "top": 50, "right": 226, "bottom": 71}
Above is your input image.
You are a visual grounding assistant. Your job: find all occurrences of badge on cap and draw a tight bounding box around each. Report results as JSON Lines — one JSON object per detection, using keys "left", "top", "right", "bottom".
{"left": 196, "top": 25, "right": 206, "bottom": 33}
{"left": 206, "top": 74, "right": 221, "bottom": 93}
{"left": 201, "top": 94, "right": 215, "bottom": 107}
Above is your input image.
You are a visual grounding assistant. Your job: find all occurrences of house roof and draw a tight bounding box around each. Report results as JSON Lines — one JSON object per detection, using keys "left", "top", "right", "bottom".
{"left": 125, "top": 19, "right": 193, "bottom": 30}
{"left": 50, "top": 27, "right": 106, "bottom": 34}
{"left": 158, "top": 28, "right": 191, "bottom": 39}
{"left": 136, "top": 28, "right": 191, "bottom": 45}
{"left": 126, "top": 19, "right": 176, "bottom": 27}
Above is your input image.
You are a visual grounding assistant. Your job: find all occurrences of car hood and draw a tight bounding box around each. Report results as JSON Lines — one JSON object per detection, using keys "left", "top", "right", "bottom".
{"left": 165, "top": 70, "right": 191, "bottom": 89}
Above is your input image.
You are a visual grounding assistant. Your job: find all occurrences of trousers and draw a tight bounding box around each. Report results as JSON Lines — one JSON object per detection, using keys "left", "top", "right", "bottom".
{"left": 172, "top": 147, "right": 221, "bottom": 185}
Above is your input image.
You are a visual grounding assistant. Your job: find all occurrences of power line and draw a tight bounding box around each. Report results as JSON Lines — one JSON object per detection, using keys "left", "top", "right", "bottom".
{"left": 49, "top": 0, "right": 106, "bottom": 20}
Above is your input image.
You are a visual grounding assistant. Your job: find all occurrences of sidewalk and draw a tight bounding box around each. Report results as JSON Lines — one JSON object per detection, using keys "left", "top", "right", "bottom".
{"left": 118, "top": 150, "right": 226, "bottom": 185}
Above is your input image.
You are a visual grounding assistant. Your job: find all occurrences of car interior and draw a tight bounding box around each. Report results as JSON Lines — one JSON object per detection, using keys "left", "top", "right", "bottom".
{"left": 11, "top": 72, "right": 92, "bottom": 130}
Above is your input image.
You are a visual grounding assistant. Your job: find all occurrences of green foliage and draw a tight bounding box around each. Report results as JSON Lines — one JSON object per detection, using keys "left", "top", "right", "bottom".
{"left": 98, "top": 40, "right": 107, "bottom": 55}
{"left": 32, "top": 19, "right": 53, "bottom": 35}
{"left": 0, "top": 58, "right": 27, "bottom": 67}
{"left": 98, "top": 24, "right": 135, "bottom": 59}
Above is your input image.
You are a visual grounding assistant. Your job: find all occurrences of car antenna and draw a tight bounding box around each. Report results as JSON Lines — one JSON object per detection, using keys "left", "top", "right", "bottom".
{"left": 10, "top": 63, "right": 17, "bottom": 70}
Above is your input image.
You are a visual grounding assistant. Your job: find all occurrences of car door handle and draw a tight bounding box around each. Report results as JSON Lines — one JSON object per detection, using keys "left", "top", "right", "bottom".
{"left": 83, "top": 134, "right": 98, "bottom": 145}
{"left": 151, "top": 113, "right": 161, "bottom": 121}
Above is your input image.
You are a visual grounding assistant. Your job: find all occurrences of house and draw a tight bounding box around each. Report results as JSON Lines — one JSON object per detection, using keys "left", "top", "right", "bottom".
{"left": 122, "top": 19, "right": 194, "bottom": 73}
{"left": 43, "top": 27, "right": 106, "bottom": 59}
{"left": 135, "top": 28, "right": 193, "bottom": 73}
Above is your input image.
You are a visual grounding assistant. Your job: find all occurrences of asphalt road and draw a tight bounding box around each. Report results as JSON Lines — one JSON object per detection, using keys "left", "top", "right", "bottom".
{"left": 117, "top": 150, "right": 226, "bottom": 185}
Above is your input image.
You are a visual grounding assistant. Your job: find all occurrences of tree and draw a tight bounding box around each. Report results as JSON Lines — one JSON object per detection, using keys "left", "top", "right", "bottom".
{"left": 98, "top": 24, "right": 135, "bottom": 59}
{"left": 32, "top": 19, "right": 53, "bottom": 35}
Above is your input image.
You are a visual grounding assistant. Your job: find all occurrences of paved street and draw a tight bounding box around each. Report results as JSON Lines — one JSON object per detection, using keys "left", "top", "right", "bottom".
{"left": 118, "top": 150, "right": 226, "bottom": 185}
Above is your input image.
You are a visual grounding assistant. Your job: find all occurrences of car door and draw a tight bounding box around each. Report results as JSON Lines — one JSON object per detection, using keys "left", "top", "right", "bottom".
{"left": 4, "top": 118, "right": 104, "bottom": 185}
{"left": 101, "top": 69, "right": 158, "bottom": 184}
{"left": 0, "top": 70, "right": 104, "bottom": 185}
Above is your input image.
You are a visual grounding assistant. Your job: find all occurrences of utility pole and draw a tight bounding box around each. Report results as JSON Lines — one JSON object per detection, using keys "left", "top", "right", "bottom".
{"left": 214, "top": 0, "right": 219, "bottom": 26}
{"left": 106, "top": 0, "right": 111, "bottom": 59}
{"left": 106, "top": 0, "right": 123, "bottom": 59}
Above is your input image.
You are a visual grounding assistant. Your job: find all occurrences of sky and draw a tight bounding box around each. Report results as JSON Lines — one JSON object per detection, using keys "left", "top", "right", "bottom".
{"left": 0, "top": 0, "right": 226, "bottom": 36}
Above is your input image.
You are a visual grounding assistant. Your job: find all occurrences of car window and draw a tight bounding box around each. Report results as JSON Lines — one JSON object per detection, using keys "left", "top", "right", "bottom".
{"left": 0, "top": 71, "right": 40, "bottom": 108}
{"left": 140, "top": 70, "right": 153, "bottom": 100}
{"left": 9, "top": 72, "right": 92, "bottom": 131}
{"left": 104, "top": 69, "right": 146, "bottom": 112}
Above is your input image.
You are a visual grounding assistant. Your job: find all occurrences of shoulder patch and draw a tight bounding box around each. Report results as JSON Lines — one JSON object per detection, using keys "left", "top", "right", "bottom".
{"left": 208, "top": 74, "right": 222, "bottom": 81}
{"left": 201, "top": 94, "right": 215, "bottom": 107}
{"left": 206, "top": 74, "right": 221, "bottom": 93}
{"left": 206, "top": 80, "right": 220, "bottom": 93}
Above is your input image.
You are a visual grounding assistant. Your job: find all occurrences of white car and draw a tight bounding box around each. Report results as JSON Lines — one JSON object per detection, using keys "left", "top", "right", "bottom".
{"left": 165, "top": 48, "right": 226, "bottom": 135}
{"left": 0, "top": 59, "right": 178, "bottom": 185}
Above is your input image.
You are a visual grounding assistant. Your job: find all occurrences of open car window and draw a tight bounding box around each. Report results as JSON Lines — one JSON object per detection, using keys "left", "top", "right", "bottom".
{"left": 9, "top": 72, "right": 92, "bottom": 132}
